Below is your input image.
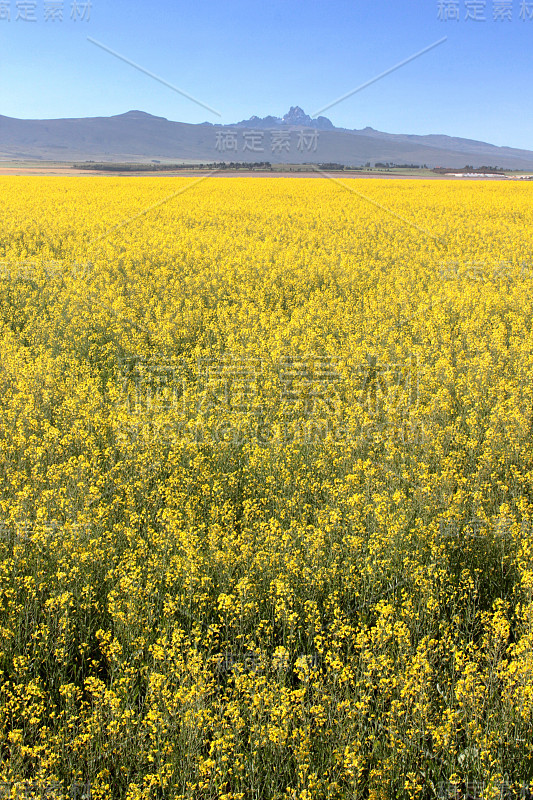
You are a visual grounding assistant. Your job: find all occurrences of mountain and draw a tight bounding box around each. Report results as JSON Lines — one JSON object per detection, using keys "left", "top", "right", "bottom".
{"left": 1, "top": 108, "right": 533, "bottom": 168}
{"left": 233, "top": 106, "right": 335, "bottom": 131}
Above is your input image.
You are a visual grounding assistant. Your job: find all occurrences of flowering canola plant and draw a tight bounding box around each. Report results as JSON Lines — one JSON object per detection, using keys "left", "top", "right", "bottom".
{"left": 0, "top": 177, "right": 533, "bottom": 799}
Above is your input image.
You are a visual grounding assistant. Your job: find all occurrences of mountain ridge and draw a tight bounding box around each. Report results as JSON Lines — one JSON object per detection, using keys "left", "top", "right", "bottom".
{"left": 1, "top": 107, "right": 532, "bottom": 168}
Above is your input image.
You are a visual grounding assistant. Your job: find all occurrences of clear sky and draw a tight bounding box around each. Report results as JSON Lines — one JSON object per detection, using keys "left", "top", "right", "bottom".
{"left": 1, "top": 0, "right": 532, "bottom": 149}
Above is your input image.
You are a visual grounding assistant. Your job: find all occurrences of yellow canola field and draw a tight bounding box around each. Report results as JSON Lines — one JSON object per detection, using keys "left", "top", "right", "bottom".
{"left": 0, "top": 177, "right": 533, "bottom": 799}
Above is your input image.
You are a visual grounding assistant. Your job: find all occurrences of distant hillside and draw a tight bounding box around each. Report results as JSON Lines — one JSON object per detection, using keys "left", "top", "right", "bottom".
{"left": 2, "top": 107, "right": 533, "bottom": 168}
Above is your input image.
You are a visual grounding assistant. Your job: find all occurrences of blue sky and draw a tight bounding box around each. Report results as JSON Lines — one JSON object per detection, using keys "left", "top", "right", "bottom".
{"left": 1, "top": 0, "right": 532, "bottom": 149}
